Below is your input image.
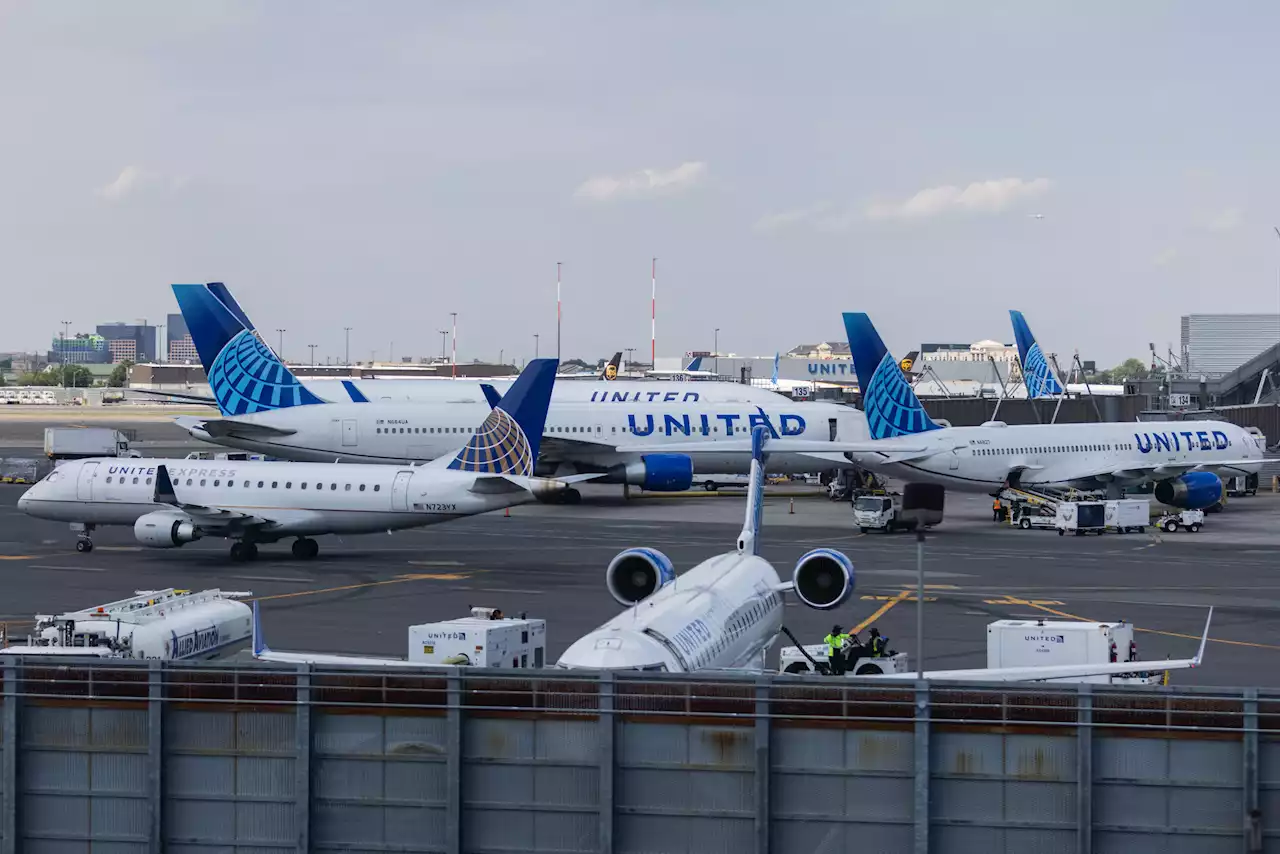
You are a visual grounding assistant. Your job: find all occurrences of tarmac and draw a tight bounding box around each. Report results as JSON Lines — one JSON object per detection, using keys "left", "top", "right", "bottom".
{"left": 0, "top": 477, "right": 1277, "bottom": 688}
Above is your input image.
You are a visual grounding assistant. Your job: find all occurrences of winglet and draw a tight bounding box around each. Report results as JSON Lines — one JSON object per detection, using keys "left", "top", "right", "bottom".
{"left": 1009, "top": 310, "right": 1065, "bottom": 398}
{"left": 446, "top": 359, "right": 557, "bottom": 475}
{"left": 736, "top": 425, "right": 769, "bottom": 556}
{"left": 480, "top": 384, "right": 502, "bottom": 410}
{"left": 1192, "top": 607, "right": 1213, "bottom": 666}
{"left": 341, "top": 380, "right": 369, "bottom": 403}
{"left": 842, "top": 312, "right": 942, "bottom": 439}
{"left": 154, "top": 464, "right": 179, "bottom": 505}
{"left": 251, "top": 600, "right": 269, "bottom": 655}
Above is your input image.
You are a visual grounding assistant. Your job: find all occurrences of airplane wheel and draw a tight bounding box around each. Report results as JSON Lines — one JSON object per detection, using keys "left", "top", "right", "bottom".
{"left": 244, "top": 543, "right": 259, "bottom": 561}
{"left": 292, "top": 538, "right": 319, "bottom": 559}
{"left": 75, "top": 539, "right": 93, "bottom": 553}
{"left": 230, "top": 542, "right": 248, "bottom": 562}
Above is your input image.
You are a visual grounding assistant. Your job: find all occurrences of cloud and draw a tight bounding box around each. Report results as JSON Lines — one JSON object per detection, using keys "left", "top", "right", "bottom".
{"left": 866, "top": 177, "right": 1052, "bottom": 221}
{"left": 1153, "top": 247, "right": 1179, "bottom": 267}
{"left": 1203, "top": 207, "right": 1242, "bottom": 232}
{"left": 574, "top": 161, "right": 706, "bottom": 202}
{"left": 95, "top": 166, "right": 186, "bottom": 202}
{"left": 753, "top": 202, "right": 835, "bottom": 232}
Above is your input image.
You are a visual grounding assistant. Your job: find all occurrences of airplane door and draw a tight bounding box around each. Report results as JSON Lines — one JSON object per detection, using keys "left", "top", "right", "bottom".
{"left": 949, "top": 450, "right": 961, "bottom": 470}
{"left": 594, "top": 423, "right": 603, "bottom": 439}
{"left": 342, "top": 419, "right": 358, "bottom": 447}
{"left": 391, "top": 471, "right": 413, "bottom": 510}
{"left": 76, "top": 462, "right": 98, "bottom": 500}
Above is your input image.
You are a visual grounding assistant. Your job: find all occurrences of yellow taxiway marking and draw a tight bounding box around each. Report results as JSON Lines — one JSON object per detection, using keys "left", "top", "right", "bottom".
{"left": 849, "top": 589, "right": 912, "bottom": 634}
{"left": 999, "top": 595, "right": 1280, "bottom": 652}
{"left": 984, "top": 599, "right": 1065, "bottom": 605}
{"left": 250, "top": 572, "right": 470, "bottom": 602}
{"left": 0, "top": 556, "right": 35, "bottom": 561}
{"left": 861, "top": 595, "right": 937, "bottom": 602}
{"left": 925, "top": 584, "right": 960, "bottom": 590}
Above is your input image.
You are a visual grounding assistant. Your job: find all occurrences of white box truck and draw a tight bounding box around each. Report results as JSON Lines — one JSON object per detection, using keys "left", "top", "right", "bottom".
{"left": 407, "top": 607, "right": 546, "bottom": 668}
{"left": 1104, "top": 499, "right": 1150, "bottom": 533}
{"left": 853, "top": 494, "right": 942, "bottom": 533}
{"left": 44, "top": 427, "right": 137, "bottom": 460}
{"left": 986, "top": 619, "right": 1162, "bottom": 685}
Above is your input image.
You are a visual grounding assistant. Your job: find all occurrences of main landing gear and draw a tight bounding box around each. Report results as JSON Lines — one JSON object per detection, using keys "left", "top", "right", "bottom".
{"left": 71, "top": 522, "right": 95, "bottom": 553}
{"left": 229, "top": 542, "right": 259, "bottom": 563}
{"left": 291, "top": 538, "right": 319, "bottom": 560}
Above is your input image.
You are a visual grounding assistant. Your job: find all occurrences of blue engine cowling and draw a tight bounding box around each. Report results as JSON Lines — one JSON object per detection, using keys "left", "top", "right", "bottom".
{"left": 792, "top": 548, "right": 855, "bottom": 610}
{"left": 1153, "top": 472, "right": 1223, "bottom": 509}
{"left": 619, "top": 454, "right": 694, "bottom": 492}
{"left": 606, "top": 548, "right": 676, "bottom": 606}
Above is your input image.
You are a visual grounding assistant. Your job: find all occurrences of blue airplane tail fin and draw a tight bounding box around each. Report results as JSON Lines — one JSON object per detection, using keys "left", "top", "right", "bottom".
{"left": 251, "top": 600, "right": 268, "bottom": 655}
{"left": 206, "top": 282, "right": 256, "bottom": 332}
{"left": 172, "top": 284, "right": 325, "bottom": 416}
{"left": 842, "top": 312, "right": 942, "bottom": 439}
{"left": 1009, "top": 310, "right": 1064, "bottom": 398}
{"left": 686, "top": 356, "right": 703, "bottom": 371}
{"left": 736, "top": 425, "right": 769, "bottom": 555}
{"left": 447, "top": 359, "right": 558, "bottom": 475}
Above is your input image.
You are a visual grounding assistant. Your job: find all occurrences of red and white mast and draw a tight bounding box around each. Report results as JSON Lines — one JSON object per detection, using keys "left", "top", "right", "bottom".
{"left": 650, "top": 257, "right": 656, "bottom": 366}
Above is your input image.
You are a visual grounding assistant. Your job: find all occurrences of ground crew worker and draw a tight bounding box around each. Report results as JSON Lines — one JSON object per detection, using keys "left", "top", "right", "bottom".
{"left": 869, "top": 628, "right": 889, "bottom": 658}
{"left": 824, "top": 625, "right": 851, "bottom": 675}
{"left": 992, "top": 498, "right": 1004, "bottom": 522}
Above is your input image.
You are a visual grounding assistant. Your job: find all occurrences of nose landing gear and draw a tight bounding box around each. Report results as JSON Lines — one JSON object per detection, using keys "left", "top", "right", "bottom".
{"left": 71, "top": 522, "right": 95, "bottom": 553}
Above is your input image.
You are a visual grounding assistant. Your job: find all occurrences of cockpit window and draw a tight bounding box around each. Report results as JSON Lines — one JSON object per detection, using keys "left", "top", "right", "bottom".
{"left": 45, "top": 471, "right": 59, "bottom": 484}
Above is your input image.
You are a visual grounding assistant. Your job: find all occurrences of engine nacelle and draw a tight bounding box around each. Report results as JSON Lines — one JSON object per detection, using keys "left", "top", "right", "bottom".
{"left": 134, "top": 511, "right": 202, "bottom": 549}
{"left": 606, "top": 548, "right": 676, "bottom": 606}
{"left": 616, "top": 455, "right": 694, "bottom": 492}
{"left": 1153, "top": 472, "right": 1223, "bottom": 510}
{"left": 792, "top": 548, "right": 855, "bottom": 610}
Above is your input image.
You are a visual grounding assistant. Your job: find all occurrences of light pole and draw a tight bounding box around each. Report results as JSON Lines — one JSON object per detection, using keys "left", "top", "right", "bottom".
{"left": 275, "top": 329, "right": 286, "bottom": 362}
{"left": 714, "top": 328, "right": 720, "bottom": 374}
{"left": 60, "top": 321, "right": 71, "bottom": 388}
{"left": 450, "top": 312, "right": 457, "bottom": 378}
{"left": 534, "top": 334, "right": 540, "bottom": 359}
{"left": 438, "top": 330, "right": 448, "bottom": 362}
{"left": 343, "top": 327, "right": 352, "bottom": 365}
{"left": 625, "top": 348, "right": 635, "bottom": 371}
{"left": 308, "top": 344, "right": 317, "bottom": 365}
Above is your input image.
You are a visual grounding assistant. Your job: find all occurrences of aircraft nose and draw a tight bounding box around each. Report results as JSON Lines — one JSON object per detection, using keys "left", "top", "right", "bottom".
{"left": 16, "top": 489, "right": 31, "bottom": 512}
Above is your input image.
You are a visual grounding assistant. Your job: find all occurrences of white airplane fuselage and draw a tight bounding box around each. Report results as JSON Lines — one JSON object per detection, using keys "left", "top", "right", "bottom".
{"left": 855, "top": 420, "right": 1263, "bottom": 491}
{"left": 18, "top": 457, "right": 527, "bottom": 538}
{"left": 180, "top": 396, "right": 868, "bottom": 477}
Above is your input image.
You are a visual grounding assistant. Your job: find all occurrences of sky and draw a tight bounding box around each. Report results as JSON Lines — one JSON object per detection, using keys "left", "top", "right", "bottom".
{"left": 2, "top": 1, "right": 1279, "bottom": 368}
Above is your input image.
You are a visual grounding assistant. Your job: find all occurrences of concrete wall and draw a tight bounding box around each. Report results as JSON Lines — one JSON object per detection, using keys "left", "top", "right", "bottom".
{"left": 0, "top": 661, "right": 1276, "bottom": 853}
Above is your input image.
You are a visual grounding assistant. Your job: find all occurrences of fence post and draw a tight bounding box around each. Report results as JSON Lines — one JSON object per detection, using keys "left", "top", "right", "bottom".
{"left": 147, "top": 661, "right": 163, "bottom": 853}
{"left": 293, "top": 665, "right": 311, "bottom": 854}
{"left": 1077, "top": 683, "right": 1093, "bottom": 854}
{"left": 598, "top": 672, "right": 615, "bottom": 854}
{"left": 913, "top": 681, "right": 929, "bottom": 854}
{"left": 755, "top": 676, "right": 771, "bottom": 854}
{"left": 1244, "top": 688, "right": 1260, "bottom": 853}
{"left": 445, "top": 673, "right": 463, "bottom": 854}
{"left": 1, "top": 661, "right": 16, "bottom": 854}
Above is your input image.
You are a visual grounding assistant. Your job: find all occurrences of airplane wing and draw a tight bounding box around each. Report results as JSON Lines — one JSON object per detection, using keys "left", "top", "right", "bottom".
{"left": 468, "top": 473, "right": 606, "bottom": 495}
{"left": 873, "top": 608, "right": 1212, "bottom": 683}
{"left": 153, "top": 465, "right": 275, "bottom": 533}
{"left": 174, "top": 416, "right": 297, "bottom": 440}
{"left": 130, "top": 388, "right": 219, "bottom": 407}
{"left": 1050, "top": 459, "right": 1261, "bottom": 485}
{"left": 613, "top": 437, "right": 943, "bottom": 462}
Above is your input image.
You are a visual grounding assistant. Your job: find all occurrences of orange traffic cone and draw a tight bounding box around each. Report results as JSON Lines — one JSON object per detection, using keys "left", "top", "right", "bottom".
{"left": 504, "top": 506, "right": 510, "bottom": 517}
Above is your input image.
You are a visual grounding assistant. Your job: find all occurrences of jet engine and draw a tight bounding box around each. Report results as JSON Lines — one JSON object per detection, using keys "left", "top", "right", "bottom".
{"left": 792, "top": 548, "right": 855, "bottom": 610}
{"left": 613, "top": 455, "right": 694, "bottom": 492}
{"left": 606, "top": 548, "right": 676, "bottom": 606}
{"left": 1153, "top": 472, "right": 1223, "bottom": 510}
{"left": 134, "top": 511, "right": 202, "bottom": 548}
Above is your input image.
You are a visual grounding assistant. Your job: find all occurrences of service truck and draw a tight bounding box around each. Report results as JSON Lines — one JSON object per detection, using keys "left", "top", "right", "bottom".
{"left": 779, "top": 643, "right": 911, "bottom": 676}
{"left": 1226, "top": 474, "right": 1259, "bottom": 498}
{"left": 408, "top": 607, "right": 547, "bottom": 668}
{"left": 1104, "top": 499, "right": 1150, "bottom": 533}
{"left": 44, "top": 427, "right": 137, "bottom": 460}
{"left": 853, "top": 494, "right": 942, "bottom": 533}
{"left": 1055, "top": 500, "right": 1107, "bottom": 535}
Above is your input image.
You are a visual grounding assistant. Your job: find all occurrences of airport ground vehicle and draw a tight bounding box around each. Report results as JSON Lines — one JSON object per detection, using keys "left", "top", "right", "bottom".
{"left": 1226, "top": 474, "right": 1259, "bottom": 497}
{"left": 252, "top": 605, "right": 546, "bottom": 669}
{"left": 1055, "top": 501, "right": 1107, "bottom": 535}
{"left": 779, "top": 616, "right": 1186, "bottom": 685}
{"left": 1009, "top": 501, "right": 1057, "bottom": 530}
{"left": 1156, "top": 509, "right": 1204, "bottom": 533}
{"left": 699, "top": 474, "right": 749, "bottom": 491}
{"left": 44, "top": 427, "right": 136, "bottom": 460}
{"left": 853, "top": 493, "right": 942, "bottom": 533}
{"left": 0, "top": 588, "right": 252, "bottom": 661}
{"left": 1104, "top": 499, "right": 1150, "bottom": 533}
{"left": 779, "top": 643, "right": 911, "bottom": 676}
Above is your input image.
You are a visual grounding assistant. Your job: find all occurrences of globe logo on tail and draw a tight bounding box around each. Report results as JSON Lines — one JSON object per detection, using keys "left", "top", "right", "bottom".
{"left": 862, "top": 352, "right": 940, "bottom": 439}
{"left": 1022, "top": 342, "right": 1064, "bottom": 398}
{"left": 447, "top": 408, "right": 533, "bottom": 475}
{"left": 208, "top": 330, "right": 322, "bottom": 415}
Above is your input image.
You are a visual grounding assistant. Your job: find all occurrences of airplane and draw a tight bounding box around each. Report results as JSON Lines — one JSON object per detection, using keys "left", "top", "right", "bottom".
{"left": 644, "top": 356, "right": 719, "bottom": 380}
{"left": 17, "top": 359, "right": 587, "bottom": 561}
{"left": 167, "top": 283, "right": 874, "bottom": 500}
{"left": 557, "top": 424, "right": 1215, "bottom": 682}
{"left": 840, "top": 312, "right": 1264, "bottom": 507}
{"left": 556, "top": 425, "right": 857, "bottom": 672}
{"left": 1011, "top": 311, "right": 1125, "bottom": 398}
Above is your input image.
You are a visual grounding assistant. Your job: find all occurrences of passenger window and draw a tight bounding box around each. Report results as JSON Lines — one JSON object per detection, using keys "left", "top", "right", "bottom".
{"left": 272, "top": 481, "right": 278, "bottom": 488}
{"left": 286, "top": 481, "right": 292, "bottom": 488}
{"left": 374, "top": 485, "right": 381, "bottom": 491}
{"left": 359, "top": 485, "right": 366, "bottom": 491}
{"left": 146, "top": 477, "right": 152, "bottom": 485}
{"left": 213, "top": 479, "right": 220, "bottom": 486}
{"left": 186, "top": 479, "right": 193, "bottom": 486}
{"left": 106, "top": 476, "right": 113, "bottom": 483}
{"left": 376, "top": 428, "right": 381, "bottom": 434}
{"left": 315, "top": 483, "right": 322, "bottom": 490}
{"left": 257, "top": 481, "right": 264, "bottom": 488}
{"left": 344, "top": 484, "right": 351, "bottom": 491}
{"left": 200, "top": 479, "right": 206, "bottom": 486}
{"left": 330, "top": 483, "right": 337, "bottom": 491}
{"left": 301, "top": 482, "right": 308, "bottom": 490}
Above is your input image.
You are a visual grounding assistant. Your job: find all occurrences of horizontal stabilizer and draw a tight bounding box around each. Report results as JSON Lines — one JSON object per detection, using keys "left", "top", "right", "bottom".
{"left": 201, "top": 420, "right": 298, "bottom": 440}
{"left": 130, "top": 388, "right": 219, "bottom": 407}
